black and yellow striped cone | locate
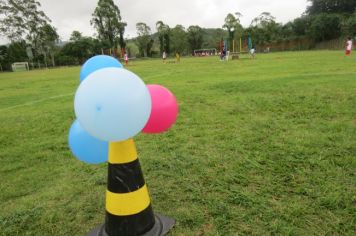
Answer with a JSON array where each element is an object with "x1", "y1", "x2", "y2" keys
[{"x1": 88, "y1": 139, "x2": 175, "y2": 236}]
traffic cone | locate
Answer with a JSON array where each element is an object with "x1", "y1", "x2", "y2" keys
[{"x1": 88, "y1": 139, "x2": 175, "y2": 236}]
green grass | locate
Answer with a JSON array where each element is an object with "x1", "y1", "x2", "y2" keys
[{"x1": 0, "y1": 51, "x2": 355, "y2": 235}]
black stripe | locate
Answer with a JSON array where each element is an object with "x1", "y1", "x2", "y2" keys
[
  {"x1": 107, "y1": 159, "x2": 145, "y2": 193},
  {"x1": 105, "y1": 205, "x2": 155, "y2": 236}
]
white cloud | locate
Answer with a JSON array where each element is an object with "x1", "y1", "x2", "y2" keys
[{"x1": 1, "y1": 0, "x2": 308, "y2": 43}]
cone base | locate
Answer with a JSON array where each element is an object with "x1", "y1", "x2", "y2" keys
[{"x1": 87, "y1": 214, "x2": 175, "y2": 236}]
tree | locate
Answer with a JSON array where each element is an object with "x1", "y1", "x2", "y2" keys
[
  {"x1": 125, "y1": 41, "x2": 139, "y2": 58},
  {"x1": 37, "y1": 24, "x2": 59, "y2": 67},
  {"x1": 280, "y1": 22, "x2": 294, "y2": 39},
  {"x1": 135, "y1": 22, "x2": 152, "y2": 57},
  {"x1": 201, "y1": 28, "x2": 227, "y2": 50},
  {"x1": 187, "y1": 25, "x2": 204, "y2": 53},
  {"x1": 307, "y1": 0, "x2": 356, "y2": 15},
  {"x1": 292, "y1": 16, "x2": 312, "y2": 36},
  {"x1": 248, "y1": 12, "x2": 282, "y2": 45},
  {"x1": 59, "y1": 32, "x2": 97, "y2": 64},
  {"x1": 156, "y1": 21, "x2": 170, "y2": 54},
  {"x1": 170, "y1": 25, "x2": 187, "y2": 54},
  {"x1": 91, "y1": 0, "x2": 127, "y2": 54},
  {"x1": 0, "y1": 0, "x2": 54, "y2": 67},
  {"x1": 344, "y1": 13, "x2": 356, "y2": 36},
  {"x1": 7, "y1": 41, "x2": 28, "y2": 66},
  {"x1": 146, "y1": 38, "x2": 154, "y2": 57},
  {"x1": 305, "y1": 1, "x2": 355, "y2": 42},
  {"x1": 0, "y1": 45, "x2": 8, "y2": 70},
  {"x1": 0, "y1": 0, "x2": 51, "y2": 41},
  {"x1": 251, "y1": 12, "x2": 276, "y2": 28},
  {"x1": 223, "y1": 13, "x2": 243, "y2": 44},
  {"x1": 309, "y1": 13, "x2": 342, "y2": 41},
  {"x1": 70, "y1": 31, "x2": 83, "y2": 41}
]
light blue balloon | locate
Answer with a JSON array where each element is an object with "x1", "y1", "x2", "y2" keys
[
  {"x1": 74, "y1": 67, "x2": 151, "y2": 142},
  {"x1": 68, "y1": 120, "x2": 108, "y2": 164},
  {"x1": 80, "y1": 55, "x2": 123, "y2": 82}
]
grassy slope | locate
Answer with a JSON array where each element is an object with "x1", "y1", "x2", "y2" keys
[{"x1": 0, "y1": 51, "x2": 355, "y2": 235}]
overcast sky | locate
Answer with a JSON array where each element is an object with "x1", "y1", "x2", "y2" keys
[{"x1": 1, "y1": 0, "x2": 309, "y2": 43}]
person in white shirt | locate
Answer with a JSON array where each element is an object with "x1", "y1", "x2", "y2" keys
[
  {"x1": 162, "y1": 51, "x2": 167, "y2": 63},
  {"x1": 250, "y1": 47, "x2": 256, "y2": 59},
  {"x1": 345, "y1": 37, "x2": 353, "y2": 56}
]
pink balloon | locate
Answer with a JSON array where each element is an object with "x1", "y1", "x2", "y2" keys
[{"x1": 142, "y1": 85, "x2": 178, "y2": 133}]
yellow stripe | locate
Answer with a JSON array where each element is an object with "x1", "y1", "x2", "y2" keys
[
  {"x1": 109, "y1": 139, "x2": 137, "y2": 164},
  {"x1": 106, "y1": 185, "x2": 151, "y2": 216}
]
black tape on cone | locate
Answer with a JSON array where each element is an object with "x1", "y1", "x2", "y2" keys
[
  {"x1": 107, "y1": 160, "x2": 145, "y2": 193},
  {"x1": 105, "y1": 205, "x2": 155, "y2": 236}
]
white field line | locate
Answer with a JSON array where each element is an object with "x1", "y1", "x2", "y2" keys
[
  {"x1": 0, "y1": 93, "x2": 74, "y2": 111},
  {"x1": 1, "y1": 72, "x2": 169, "y2": 112}
]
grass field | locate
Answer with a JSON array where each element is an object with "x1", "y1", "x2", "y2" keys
[{"x1": 0, "y1": 51, "x2": 355, "y2": 236}]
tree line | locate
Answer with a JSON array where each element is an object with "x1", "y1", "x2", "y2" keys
[{"x1": 0, "y1": 0, "x2": 355, "y2": 71}]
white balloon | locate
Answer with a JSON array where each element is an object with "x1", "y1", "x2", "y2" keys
[{"x1": 74, "y1": 67, "x2": 151, "y2": 141}]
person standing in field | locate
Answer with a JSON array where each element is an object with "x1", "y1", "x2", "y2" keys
[
  {"x1": 175, "y1": 52, "x2": 180, "y2": 63},
  {"x1": 220, "y1": 49, "x2": 226, "y2": 61},
  {"x1": 162, "y1": 51, "x2": 167, "y2": 63},
  {"x1": 345, "y1": 37, "x2": 353, "y2": 56},
  {"x1": 250, "y1": 46, "x2": 256, "y2": 59},
  {"x1": 124, "y1": 52, "x2": 128, "y2": 66}
]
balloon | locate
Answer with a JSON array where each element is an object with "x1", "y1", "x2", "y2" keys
[
  {"x1": 80, "y1": 55, "x2": 123, "y2": 82},
  {"x1": 142, "y1": 85, "x2": 178, "y2": 133},
  {"x1": 74, "y1": 67, "x2": 151, "y2": 142},
  {"x1": 68, "y1": 120, "x2": 108, "y2": 164}
]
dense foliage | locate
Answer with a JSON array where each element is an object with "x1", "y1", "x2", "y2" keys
[
  {"x1": 307, "y1": 0, "x2": 356, "y2": 14},
  {"x1": 0, "y1": 0, "x2": 58, "y2": 68}
]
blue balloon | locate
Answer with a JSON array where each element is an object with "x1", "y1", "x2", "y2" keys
[
  {"x1": 68, "y1": 120, "x2": 108, "y2": 164},
  {"x1": 74, "y1": 67, "x2": 151, "y2": 142},
  {"x1": 80, "y1": 55, "x2": 123, "y2": 82}
]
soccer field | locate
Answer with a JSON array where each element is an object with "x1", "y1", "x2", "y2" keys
[{"x1": 0, "y1": 51, "x2": 355, "y2": 235}]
